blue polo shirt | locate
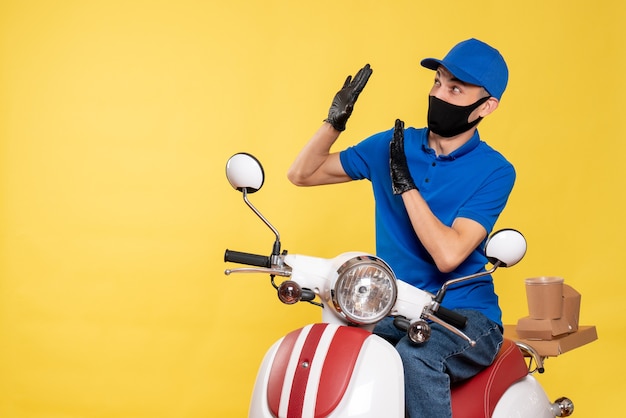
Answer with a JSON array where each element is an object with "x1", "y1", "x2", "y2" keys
[{"x1": 339, "y1": 126, "x2": 515, "y2": 325}]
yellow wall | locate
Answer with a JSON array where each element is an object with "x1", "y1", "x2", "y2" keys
[{"x1": 1, "y1": 1, "x2": 623, "y2": 417}]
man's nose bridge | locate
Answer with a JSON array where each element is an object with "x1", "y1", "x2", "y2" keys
[{"x1": 432, "y1": 88, "x2": 448, "y2": 101}]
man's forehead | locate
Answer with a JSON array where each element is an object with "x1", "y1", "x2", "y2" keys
[{"x1": 436, "y1": 66, "x2": 479, "y2": 88}]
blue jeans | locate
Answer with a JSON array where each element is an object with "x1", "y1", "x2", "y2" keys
[{"x1": 373, "y1": 309, "x2": 503, "y2": 418}]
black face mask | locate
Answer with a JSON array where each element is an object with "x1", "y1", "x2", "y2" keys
[{"x1": 427, "y1": 95, "x2": 491, "y2": 138}]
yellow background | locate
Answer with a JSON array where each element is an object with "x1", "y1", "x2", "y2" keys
[{"x1": 1, "y1": 1, "x2": 623, "y2": 417}]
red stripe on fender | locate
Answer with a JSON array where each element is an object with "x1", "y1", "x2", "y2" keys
[
  {"x1": 267, "y1": 327, "x2": 303, "y2": 417},
  {"x1": 287, "y1": 324, "x2": 328, "y2": 418},
  {"x1": 315, "y1": 327, "x2": 371, "y2": 417}
]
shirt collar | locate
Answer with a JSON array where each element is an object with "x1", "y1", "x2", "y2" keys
[{"x1": 421, "y1": 129, "x2": 481, "y2": 160}]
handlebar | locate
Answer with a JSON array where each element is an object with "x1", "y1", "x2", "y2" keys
[
  {"x1": 224, "y1": 249, "x2": 271, "y2": 268},
  {"x1": 394, "y1": 307, "x2": 468, "y2": 333},
  {"x1": 224, "y1": 247, "x2": 470, "y2": 340}
]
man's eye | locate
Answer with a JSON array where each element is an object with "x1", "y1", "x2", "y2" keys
[{"x1": 452, "y1": 86, "x2": 461, "y2": 93}]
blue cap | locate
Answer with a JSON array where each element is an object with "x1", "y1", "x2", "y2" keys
[{"x1": 421, "y1": 38, "x2": 509, "y2": 100}]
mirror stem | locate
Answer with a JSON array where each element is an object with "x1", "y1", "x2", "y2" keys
[
  {"x1": 434, "y1": 261, "x2": 501, "y2": 305},
  {"x1": 243, "y1": 188, "x2": 281, "y2": 256}
]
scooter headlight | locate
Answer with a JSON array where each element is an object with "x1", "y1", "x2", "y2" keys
[{"x1": 332, "y1": 255, "x2": 397, "y2": 325}]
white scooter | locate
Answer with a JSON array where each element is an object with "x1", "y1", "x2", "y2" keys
[{"x1": 223, "y1": 152, "x2": 575, "y2": 418}]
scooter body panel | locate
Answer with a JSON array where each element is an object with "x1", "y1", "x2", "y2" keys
[
  {"x1": 492, "y1": 375, "x2": 555, "y2": 418},
  {"x1": 249, "y1": 323, "x2": 404, "y2": 418}
]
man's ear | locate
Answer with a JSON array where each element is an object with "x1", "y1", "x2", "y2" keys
[{"x1": 480, "y1": 97, "x2": 499, "y2": 117}]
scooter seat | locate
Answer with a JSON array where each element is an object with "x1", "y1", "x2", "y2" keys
[{"x1": 451, "y1": 339, "x2": 528, "y2": 418}]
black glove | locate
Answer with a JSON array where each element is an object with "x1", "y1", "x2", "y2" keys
[
  {"x1": 324, "y1": 64, "x2": 373, "y2": 131},
  {"x1": 389, "y1": 119, "x2": 417, "y2": 195}
]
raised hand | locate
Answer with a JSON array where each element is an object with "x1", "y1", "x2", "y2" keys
[
  {"x1": 389, "y1": 119, "x2": 417, "y2": 195},
  {"x1": 324, "y1": 64, "x2": 373, "y2": 131}
]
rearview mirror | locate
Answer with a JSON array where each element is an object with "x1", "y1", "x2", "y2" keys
[
  {"x1": 485, "y1": 229, "x2": 527, "y2": 267},
  {"x1": 225, "y1": 153, "x2": 265, "y2": 193}
]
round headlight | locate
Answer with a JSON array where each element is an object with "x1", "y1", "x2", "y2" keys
[{"x1": 332, "y1": 255, "x2": 397, "y2": 325}]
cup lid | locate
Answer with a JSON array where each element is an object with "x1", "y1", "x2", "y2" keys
[{"x1": 524, "y1": 276, "x2": 564, "y2": 285}]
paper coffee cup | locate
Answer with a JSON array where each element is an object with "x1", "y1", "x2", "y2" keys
[{"x1": 524, "y1": 276, "x2": 564, "y2": 319}]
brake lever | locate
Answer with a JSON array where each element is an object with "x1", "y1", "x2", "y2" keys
[
  {"x1": 224, "y1": 267, "x2": 292, "y2": 276},
  {"x1": 422, "y1": 311, "x2": 476, "y2": 346}
]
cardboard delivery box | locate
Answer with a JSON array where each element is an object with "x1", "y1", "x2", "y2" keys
[
  {"x1": 504, "y1": 325, "x2": 598, "y2": 357},
  {"x1": 506, "y1": 280, "x2": 597, "y2": 357}
]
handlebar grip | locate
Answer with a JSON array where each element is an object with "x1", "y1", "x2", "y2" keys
[
  {"x1": 434, "y1": 307, "x2": 468, "y2": 329},
  {"x1": 393, "y1": 316, "x2": 410, "y2": 332},
  {"x1": 224, "y1": 249, "x2": 271, "y2": 268}
]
